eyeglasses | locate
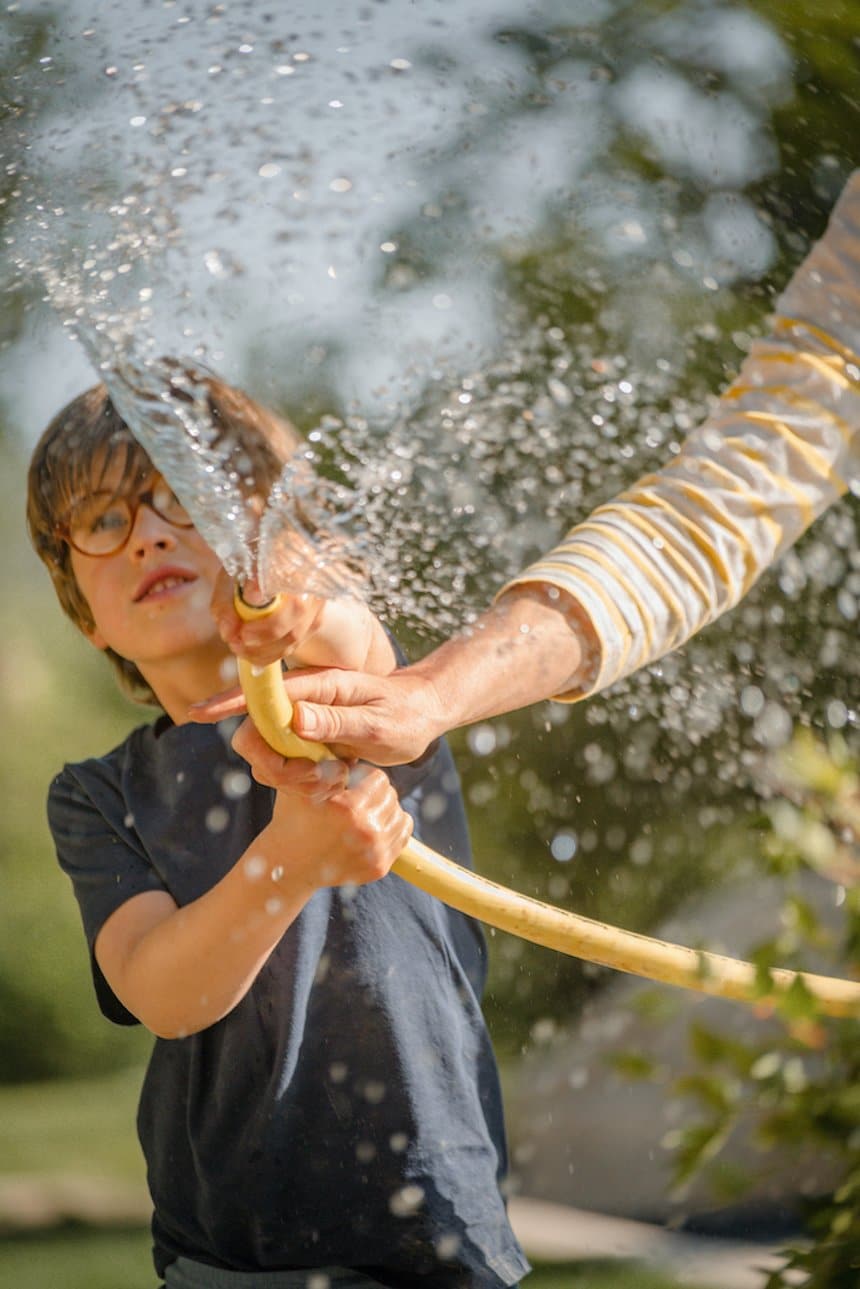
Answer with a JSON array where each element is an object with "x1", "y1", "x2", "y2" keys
[{"x1": 57, "y1": 476, "x2": 194, "y2": 557}]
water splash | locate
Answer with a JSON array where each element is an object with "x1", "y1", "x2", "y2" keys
[{"x1": 4, "y1": 1, "x2": 858, "y2": 974}]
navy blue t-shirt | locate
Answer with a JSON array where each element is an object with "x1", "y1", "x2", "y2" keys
[{"x1": 48, "y1": 716, "x2": 528, "y2": 1287}]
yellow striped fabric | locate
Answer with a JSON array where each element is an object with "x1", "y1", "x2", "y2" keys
[{"x1": 502, "y1": 171, "x2": 860, "y2": 699}]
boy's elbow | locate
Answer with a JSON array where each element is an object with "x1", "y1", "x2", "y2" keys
[{"x1": 139, "y1": 1007, "x2": 215, "y2": 1041}]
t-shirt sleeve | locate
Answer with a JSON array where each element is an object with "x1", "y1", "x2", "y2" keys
[
  {"x1": 48, "y1": 764, "x2": 170, "y2": 1025},
  {"x1": 500, "y1": 169, "x2": 860, "y2": 700}
]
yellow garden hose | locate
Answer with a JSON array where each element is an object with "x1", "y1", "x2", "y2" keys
[{"x1": 235, "y1": 592, "x2": 860, "y2": 1019}]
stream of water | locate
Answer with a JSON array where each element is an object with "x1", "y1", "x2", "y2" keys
[{"x1": 4, "y1": 0, "x2": 858, "y2": 900}]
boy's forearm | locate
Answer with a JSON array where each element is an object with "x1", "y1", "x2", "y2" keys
[
  {"x1": 291, "y1": 600, "x2": 396, "y2": 674},
  {"x1": 98, "y1": 825, "x2": 314, "y2": 1039}
]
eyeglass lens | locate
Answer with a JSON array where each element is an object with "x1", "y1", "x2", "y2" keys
[{"x1": 68, "y1": 478, "x2": 192, "y2": 555}]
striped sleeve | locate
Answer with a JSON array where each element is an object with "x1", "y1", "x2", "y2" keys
[{"x1": 501, "y1": 170, "x2": 860, "y2": 700}]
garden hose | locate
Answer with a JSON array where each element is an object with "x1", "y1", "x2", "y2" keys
[{"x1": 235, "y1": 591, "x2": 860, "y2": 1019}]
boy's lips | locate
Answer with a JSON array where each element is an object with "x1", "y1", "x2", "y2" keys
[{"x1": 133, "y1": 565, "x2": 198, "y2": 603}]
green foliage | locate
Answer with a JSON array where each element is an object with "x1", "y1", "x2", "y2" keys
[
  {"x1": 0, "y1": 447, "x2": 149, "y2": 1081},
  {"x1": 655, "y1": 734, "x2": 860, "y2": 1288}
]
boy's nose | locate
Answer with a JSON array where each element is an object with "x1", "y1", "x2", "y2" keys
[{"x1": 128, "y1": 501, "x2": 178, "y2": 557}]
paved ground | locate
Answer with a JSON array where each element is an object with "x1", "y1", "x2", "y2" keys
[
  {"x1": 508, "y1": 1197, "x2": 804, "y2": 1288},
  {"x1": 0, "y1": 1175, "x2": 803, "y2": 1287}
]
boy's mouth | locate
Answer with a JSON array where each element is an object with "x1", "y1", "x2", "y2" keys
[{"x1": 134, "y1": 566, "x2": 197, "y2": 603}]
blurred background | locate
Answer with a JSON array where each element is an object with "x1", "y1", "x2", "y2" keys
[{"x1": 1, "y1": 1, "x2": 858, "y2": 1286}]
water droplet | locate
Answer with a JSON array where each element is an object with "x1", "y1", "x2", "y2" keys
[
  {"x1": 205, "y1": 806, "x2": 229, "y2": 833},
  {"x1": 740, "y1": 685, "x2": 765, "y2": 717},
  {"x1": 389, "y1": 1183, "x2": 425, "y2": 1217},
  {"x1": 436, "y1": 1233, "x2": 462, "y2": 1260},
  {"x1": 550, "y1": 831, "x2": 577, "y2": 862},
  {"x1": 223, "y1": 769, "x2": 251, "y2": 799},
  {"x1": 421, "y1": 791, "x2": 448, "y2": 822},
  {"x1": 826, "y1": 699, "x2": 848, "y2": 729},
  {"x1": 753, "y1": 702, "x2": 792, "y2": 749}
]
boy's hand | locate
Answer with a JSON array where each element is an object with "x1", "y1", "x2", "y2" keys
[
  {"x1": 211, "y1": 569, "x2": 327, "y2": 667},
  {"x1": 231, "y1": 719, "x2": 413, "y2": 889},
  {"x1": 210, "y1": 570, "x2": 396, "y2": 673}
]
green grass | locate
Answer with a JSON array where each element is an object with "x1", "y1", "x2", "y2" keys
[
  {"x1": 0, "y1": 1231, "x2": 689, "y2": 1289},
  {"x1": 0, "y1": 1227, "x2": 155, "y2": 1289},
  {"x1": 0, "y1": 1065, "x2": 146, "y2": 1182},
  {"x1": 527, "y1": 1263, "x2": 691, "y2": 1288},
  {"x1": 0, "y1": 1073, "x2": 693, "y2": 1289}
]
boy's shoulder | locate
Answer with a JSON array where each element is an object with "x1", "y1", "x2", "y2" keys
[
  {"x1": 51, "y1": 715, "x2": 239, "y2": 811},
  {"x1": 55, "y1": 716, "x2": 164, "y2": 782}
]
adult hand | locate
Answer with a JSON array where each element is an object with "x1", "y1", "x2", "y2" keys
[
  {"x1": 282, "y1": 667, "x2": 446, "y2": 764},
  {"x1": 193, "y1": 666, "x2": 445, "y2": 766}
]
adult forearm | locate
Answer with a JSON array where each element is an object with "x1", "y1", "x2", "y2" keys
[
  {"x1": 407, "y1": 583, "x2": 599, "y2": 736},
  {"x1": 276, "y1": 582, "x2": 599, "y2": 764}
]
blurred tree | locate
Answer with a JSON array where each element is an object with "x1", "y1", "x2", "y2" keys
[
  {"x1": 0, "y1": 9, "x2": 149, "y2": 1079},
  {"x1": 2, "y1": 0, "x2": 858, "y2": 1091},
  {"x1": 660, "y1": 732, "x2": 859, "y2": 1287}
]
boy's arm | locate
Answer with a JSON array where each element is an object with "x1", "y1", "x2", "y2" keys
[{"x1": 94, "y1": 731, "x2": 411, "y2": 1039}]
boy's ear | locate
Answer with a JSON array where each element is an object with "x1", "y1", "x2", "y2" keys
[{"x1": 83, "y1": 624, "x2": 109, "y2": 651}]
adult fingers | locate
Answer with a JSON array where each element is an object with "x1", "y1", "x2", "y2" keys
[{"x1": 188, "y1": 685, "x2": 248, "y2": 722}]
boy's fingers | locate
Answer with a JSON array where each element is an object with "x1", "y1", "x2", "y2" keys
[
  {"x1": 270, "y1": 758, "x2": 350, "y2": 798},
  {"x1": 231, "y1": 719, "x2": 352, "y2": 795}
]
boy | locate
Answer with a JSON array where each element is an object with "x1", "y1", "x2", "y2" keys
[{"x1": 27, "y1": 376, "x2": 529, "y2": 1289}]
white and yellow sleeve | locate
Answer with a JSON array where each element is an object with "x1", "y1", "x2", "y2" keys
[{"x1": 502, "y1": 170, "x2": 860, "y2": 700}]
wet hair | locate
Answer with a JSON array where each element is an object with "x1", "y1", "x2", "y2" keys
[{"x1": 26, "y1": 372, "x2": 301, "y2": 706}]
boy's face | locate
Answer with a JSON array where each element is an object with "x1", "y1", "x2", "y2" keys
[{"x1": 69, "y1": 459, "x2": 225, "y2": 678}]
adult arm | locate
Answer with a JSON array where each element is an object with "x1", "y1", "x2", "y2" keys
[{"x1": 193, "y1": 171, "x2": 860, "y2": 764}]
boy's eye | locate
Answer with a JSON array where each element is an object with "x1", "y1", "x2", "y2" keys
[
  {"x1": 90, "y1": 503, "x2": 130, "y2": 534},
  {"x1": 68, "y1": 495, "x2": 131, "y2": 551},
  {"x1": 152, "y1": 478, "x2": 190, "y2": 522}
]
